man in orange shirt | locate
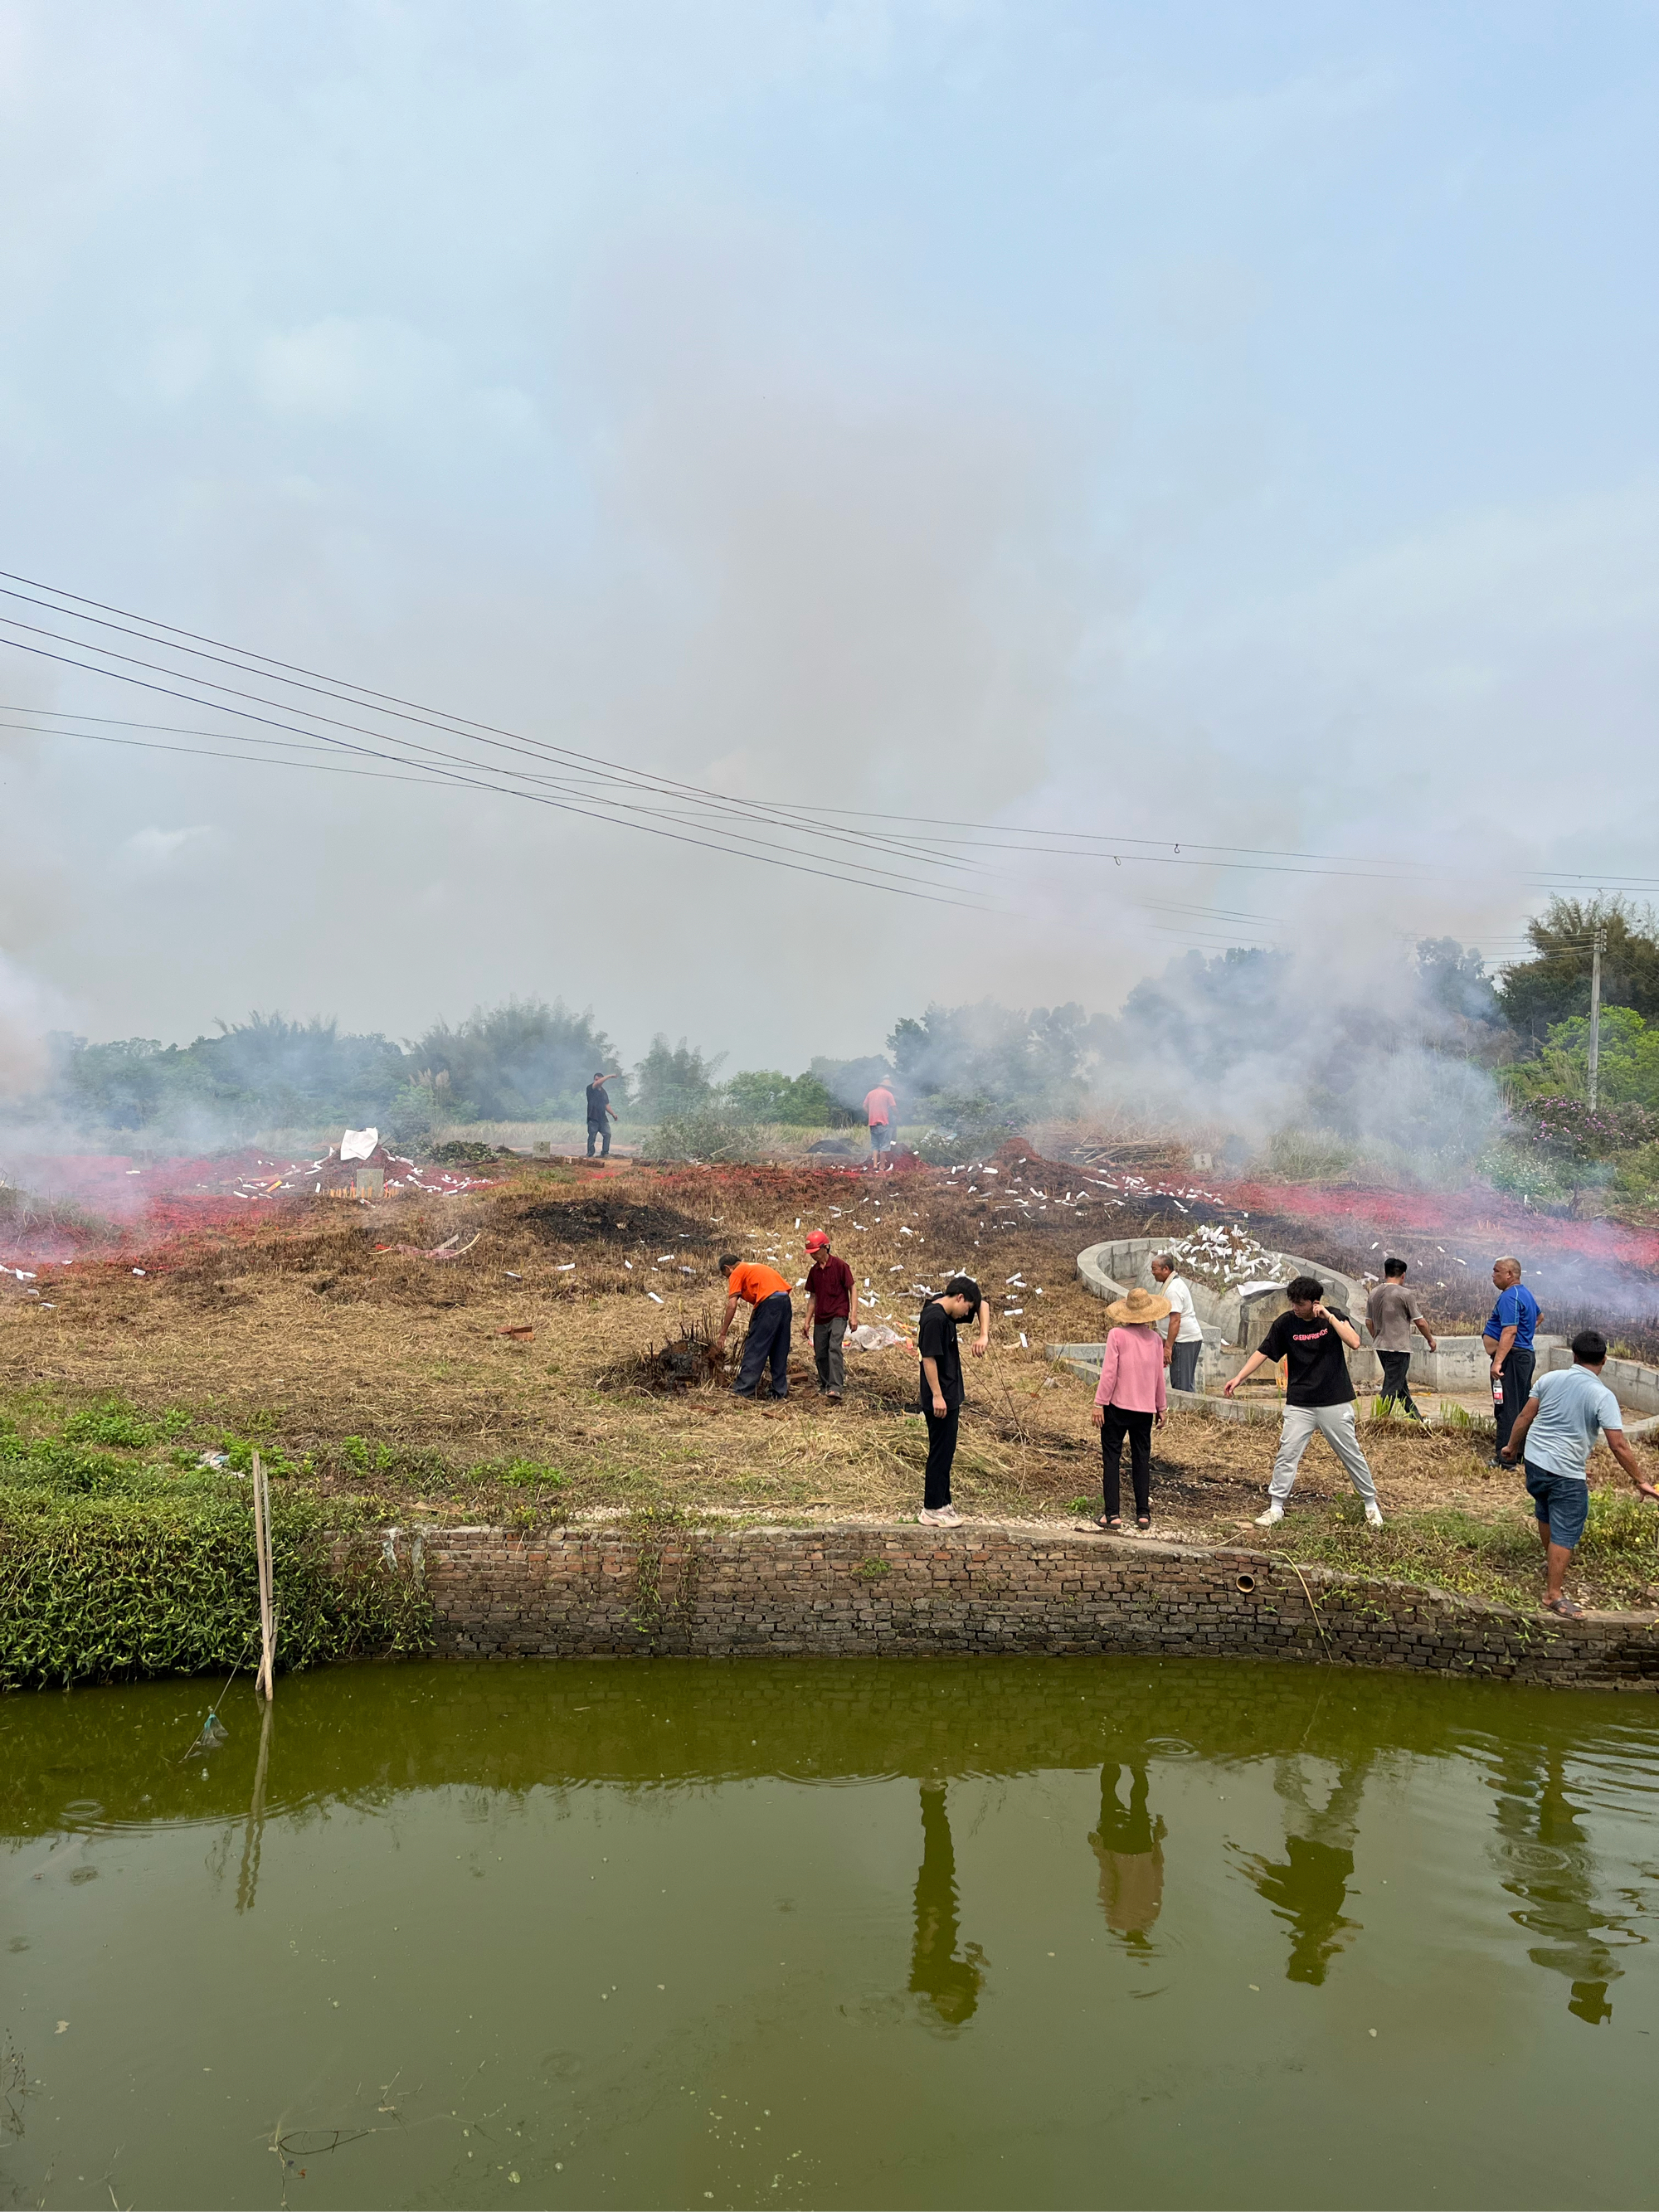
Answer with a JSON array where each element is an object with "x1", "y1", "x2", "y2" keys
[
  {"x1": 715, "y1": 1252, "x2": 795, "y2": 1400},
  {"x1": 864, "y1": 1079, "x2": 898, "y2": 1167}
]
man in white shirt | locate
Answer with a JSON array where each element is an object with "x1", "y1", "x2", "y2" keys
[
  {"x1": 1500, "y1": 1327, "x2": 1657, "y2": 1618},
  {"x1": 1150, "y1": 1254, "x2": 1204, "y2": 1393}
]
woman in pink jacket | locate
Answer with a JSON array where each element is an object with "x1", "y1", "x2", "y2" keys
[{"x1": 1087, "y1": 1285, "x2": 1170, "y2": 1532}]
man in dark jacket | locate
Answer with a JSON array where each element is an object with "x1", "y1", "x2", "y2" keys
[{"x1": 585, "y1": 1072, "x2": 617, "y2": 1159}]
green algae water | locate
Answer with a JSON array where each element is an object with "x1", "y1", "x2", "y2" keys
[{"x1": 3, "y1": 1659, "x2": 1658, "y2": 2210}]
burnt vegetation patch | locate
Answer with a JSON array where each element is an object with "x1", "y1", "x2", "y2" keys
[
  {"x1": 622, "y1": 1315, "x2": 727, "y2": 1396},
  {"x1": 517, "y1": 1196, "x2": 713, "y2": 1252}
]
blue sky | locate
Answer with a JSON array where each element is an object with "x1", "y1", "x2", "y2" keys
[{"x1": 2, "y1": 1, "x2": 1657, "y2": 1077}]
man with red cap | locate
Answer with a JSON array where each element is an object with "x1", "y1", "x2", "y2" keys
[{"x1": 801, "y1": 1228, "x2": 858, "y2": 1401}]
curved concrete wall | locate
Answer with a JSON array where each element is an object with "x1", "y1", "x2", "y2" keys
[
  {"x1": 1077, "y1": 1236, "x2": 1379, "y2": 1388},
  {"x1": 1073, "y1": 1237, "x2": 1659, "y2": 1430}
]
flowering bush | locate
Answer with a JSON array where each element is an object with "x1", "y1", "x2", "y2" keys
[{"x1": 1519, "y1": 1095, "x2": 1659, "y2": 1164}]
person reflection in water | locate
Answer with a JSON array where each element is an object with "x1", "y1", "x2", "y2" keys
[
  {"x1": 1491, "y1": 1746, "x2": 1632, "y2": 2025},
  {"x1": 1238, "y1": 1759, "x2": 1369, "y2": 1986},
  {"x1": 909, "y1": 1781, "x2": 986, "y2": 2025},
  {"x1": 1088, "y1": 1763, "x2": 1165, "y2": 1947}
]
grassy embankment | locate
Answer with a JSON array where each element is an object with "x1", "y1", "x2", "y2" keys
[{"x1": 3, "y1": 1153, "x2": 1657, "y2": 1686}]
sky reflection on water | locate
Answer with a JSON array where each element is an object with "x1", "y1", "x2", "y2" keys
[{"x1": 2, "y1": 1656, "x2": 1657, "y2": 2210}]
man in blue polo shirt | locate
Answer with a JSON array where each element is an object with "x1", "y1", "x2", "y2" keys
[
  {"x1": 1482, "y1": 1256, "x2": 1539, "y2": 1466},
  {"x1": 1500, "y1": 1328, "x2": 1657, "y2": 1616}
]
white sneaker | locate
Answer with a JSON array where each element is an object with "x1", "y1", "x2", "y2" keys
[
  {"x1": 1365, "y1": 1502, "x2": 1384, "y2": 1528},
  {"x1": 1254, "y1": 1502, "x2": 1284, "y2": 1526},
  {"x1": 917, "y1": 1505, "x2": 962, "y2": 1527}
]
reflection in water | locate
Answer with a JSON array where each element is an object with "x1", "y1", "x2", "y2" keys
[
  {"x1": 1237, "y1": 1759, "x2": 1369, "y2": 1986},
  {"x1": 908, "y1": 1782, "x2": 986, "y2": 2026},
  {"x1": 1088, "y1": 1762, "x2": 1166, "y2": 1948},
  {"x1": 1490, "y1": 1748, "x2": 1642, "y2": 2025},
  {"x1": 236, "y1": 1699, "x2": 274, "y2": 1916}
]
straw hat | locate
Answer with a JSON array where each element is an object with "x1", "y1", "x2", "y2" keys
[{"x1": 1105, "y1": 1285, "x2": 1172, "y2": 1327}]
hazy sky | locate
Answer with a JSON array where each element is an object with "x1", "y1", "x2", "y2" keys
[{"x1": 3, "y1": 0, "x2": 1657, "y2": 1079}]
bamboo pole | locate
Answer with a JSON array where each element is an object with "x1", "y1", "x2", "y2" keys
[{"x1": 251, "y1": 1449, "x2": 275, "y2": 1701}]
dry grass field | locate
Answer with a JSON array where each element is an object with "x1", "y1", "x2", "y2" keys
[{"x1": 9, "y1": 1147, "x2": 1656, "y2": 1610}]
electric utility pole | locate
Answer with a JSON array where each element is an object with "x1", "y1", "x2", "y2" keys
[{"x1": 1587, "y1": 922, "x2": 1607, "y2": 1109}]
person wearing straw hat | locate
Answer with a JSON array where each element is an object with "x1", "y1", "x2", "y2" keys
[{"x1": 1085, "y1": 1283, "x2": 1170, "y2": 1533}]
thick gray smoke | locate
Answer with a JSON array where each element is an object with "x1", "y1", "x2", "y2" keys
[
  {"x1": 804, "y1": 940, "x2": 1506, "y2": 1180},
  {"x1": 1093, "y1": 941, "x2": 1504, "y2": 1174}
]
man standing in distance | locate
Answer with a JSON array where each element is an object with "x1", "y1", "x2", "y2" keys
[
  {"x1": 715, "y1": 1253, "x2": 794, "y2": 1401},
  {"x1": 584, "y1": 1071, "x2": 618, "y2": 1159},
  {"x1": 1150, "y1": 1253, "x2": 1204, "y2": 1394},
  {"x1": 916, "y1": 1276, "x2": 985, "y2": 1527},
  {"x1": 1483, "y1": 1257, "x2": 1540, "y2": 1466},
  {"x1": 1366, "y1": 1258, "x2": 1436, "y2": 1422},
  {"x1": 1225, "y1": 1276, "x2": 1384, "y2": 1527},
  {"x1": 864, "y1": 1077, "x2": 898, "y2": 1168},
  {"x1": 800, "y1": 1229, "x2": 857, "y2": 1402}
]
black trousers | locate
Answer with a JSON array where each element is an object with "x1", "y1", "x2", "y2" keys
[
  {"x1": 1495, "y1": 1348, "x2": 1535, "y2": 1455},
  {"x1": 922, "y1": 1404, "x2": 960, "y2": 1509},
  {"x1": 1100, "y1": 1404, "x2": 1153, "y2": 1519},
  {"x1": 1377, "y1": 1349, "x2": 1420, "y2": 1415}
]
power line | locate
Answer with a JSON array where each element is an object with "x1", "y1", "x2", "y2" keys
[
  {"x1": 0, "y1": 647, "x2": 990, "y2": 908},
  {"x1": 7, "y1": 565, "x2": 1659, "y2": 910}
]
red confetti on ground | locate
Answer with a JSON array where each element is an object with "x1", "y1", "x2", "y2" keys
[{"x1": 0, "y1": 1146, "x2": 500, "y2": 1272}]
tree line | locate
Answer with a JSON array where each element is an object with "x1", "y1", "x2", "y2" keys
[{"x1": 15, "y1": 899, "x2": 1659, "y2": 1198}]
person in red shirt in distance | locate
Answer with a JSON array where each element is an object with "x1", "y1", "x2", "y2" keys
[
  {"x1": 801, "y1": 1229, "x2": 858, "y2": 1401},
  {"x1": 864, "y1": 1081, "x2": 898, "y2": 1168}
]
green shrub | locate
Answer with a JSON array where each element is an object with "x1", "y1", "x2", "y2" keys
[
  {"x1": 0, "y1": 1485, "x2": 432, "y2": 1690},
  {"x1": 61, "y1": 1403, "x2": 158, "y2": 1450},
  {"x1": 1580, "y1": 1487, "x2": 1659, "y2": 1562},
  {"x1": 464, "y1": 1455, "x2": 567, "y2": 1490},
  {"x1": 640, "y1": 1102, "x2": 765, "y2": 1164}
]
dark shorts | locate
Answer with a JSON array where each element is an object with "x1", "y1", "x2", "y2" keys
[{"x1": 1525, "y1": 1463, "x2": 1589, "y2": 1548}]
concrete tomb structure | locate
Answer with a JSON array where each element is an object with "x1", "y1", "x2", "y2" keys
[{"x1": 1054, "y1": 1235, "x2": 1659, "y2": 1435}]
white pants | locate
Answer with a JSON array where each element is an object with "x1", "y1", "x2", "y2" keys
[{"x1": 1268, "y1": 1403, "x2": 1377, "y2": 1505}]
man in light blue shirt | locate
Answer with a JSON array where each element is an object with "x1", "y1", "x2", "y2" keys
[{"x1": 1501, "y1": 1328, "x2": 1657, "y2": 1617}]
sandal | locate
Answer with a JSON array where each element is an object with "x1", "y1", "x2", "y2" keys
[
  {"x1": 1091, "y1": 1515, "x2": 1122, "y2": 1533},
  {"x1": 1136, "y1": 1516, "x2": 1151, "y2": 1531},
  {"x1": 1544, "y1": 1596, "x2": 1588, "y2": 1619}
]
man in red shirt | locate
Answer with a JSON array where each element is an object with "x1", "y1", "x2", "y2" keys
[
  {"x1": 864, "y1": 1081, "x2": 898, "y2": 1168},
  {"x1": 716, "y1": 1255, "x2": 795, "y2": 1400},
  {"x1": 800, "y1": 1228, "x2": 858, "y2": 1401}
]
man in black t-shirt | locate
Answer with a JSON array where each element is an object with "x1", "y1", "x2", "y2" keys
[
  {"x1": 584, "y1": 1072, "x2": 617, "y2": 1159},
  {"x1": 915, "y1": 1276, "x2": 984, "y2": 1528},
  {"x1": 1224, "y1": 1276, "x2": 1383, "y2": 1529}
]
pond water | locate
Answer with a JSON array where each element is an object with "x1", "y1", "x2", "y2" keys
[{"x1": 3, "y1": 1658, "x2": 1657, "y2": 2210}]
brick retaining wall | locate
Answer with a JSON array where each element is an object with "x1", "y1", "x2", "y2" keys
[{"x1": 389, "y1": 1523, "x2": 1659, "y2": 1689}]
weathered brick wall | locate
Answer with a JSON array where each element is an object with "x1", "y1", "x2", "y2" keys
[{"x1": 390, "y1": 1523, "x2": 1659, "y2": 1689}]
